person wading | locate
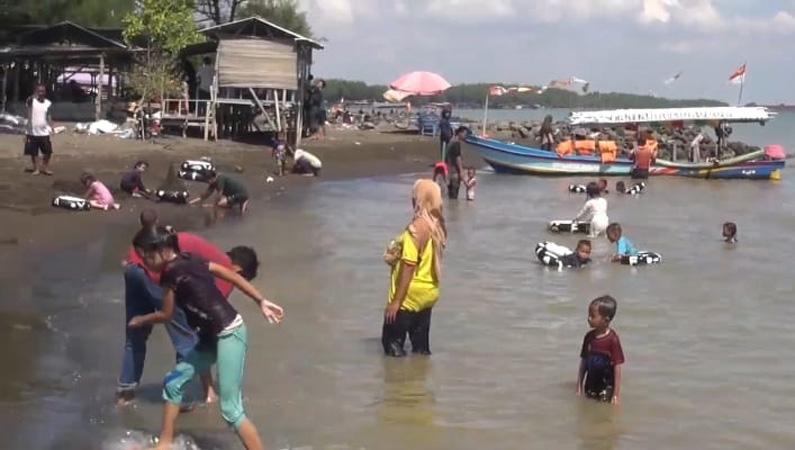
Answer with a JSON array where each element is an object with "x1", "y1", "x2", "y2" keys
[
  {"x1": 382, "y1": 180, "x2": 447, "y2": 357},
  {"x1": 445, "y1": 126, "x2": 468, "y2": 199}
]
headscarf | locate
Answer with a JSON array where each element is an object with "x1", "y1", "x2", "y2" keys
[{"x1": 410, "y1": 179, "x2": 447, "y2": 280}]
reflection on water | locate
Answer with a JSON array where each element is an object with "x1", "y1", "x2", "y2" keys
[{"x1": 4, "y1": 168, "x2": 795, "y2": 449}]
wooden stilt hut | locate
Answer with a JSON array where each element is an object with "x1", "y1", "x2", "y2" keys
[{"x1": 177, "y1": 16, "x2": 323, "y2": 145}]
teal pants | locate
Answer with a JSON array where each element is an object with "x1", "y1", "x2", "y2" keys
[{"x1": 163, "y1": 322, "x2": 248, "y2": 429}]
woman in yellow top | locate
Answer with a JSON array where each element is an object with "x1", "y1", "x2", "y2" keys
[{"x1": 382, "y1": 179, "x2": 447, "y2": 357}]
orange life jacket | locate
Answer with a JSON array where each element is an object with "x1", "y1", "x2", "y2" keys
[
  {"x1": 556, "y1": 140, "x2": 574, "y2": 157},
  {"x1": 574, "y1": 139, "x2": 596, "y2": 156},
  {"x1": 598, "y1": 141, "x2": 618, "y2": 163}
]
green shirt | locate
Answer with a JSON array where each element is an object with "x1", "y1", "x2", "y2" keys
[{"x1": 215, "y1": 175, "x2": 248, "y2": 198}]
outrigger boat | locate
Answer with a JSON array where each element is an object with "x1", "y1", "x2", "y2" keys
[{"x1": 465, "y1": 107, "x2": 785, "y2": 180}]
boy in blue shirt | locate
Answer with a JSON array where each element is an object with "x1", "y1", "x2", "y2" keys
[{"x1": 606, "y1": 223, "x2": 638, "y2": 262}]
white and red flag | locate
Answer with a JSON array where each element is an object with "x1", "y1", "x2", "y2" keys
[
  {"x1": 729, "y1": 63, "x2": 747, "y2": 84},
  {"x1": 489, "y1": 85, "x2": 508, "y2": 96}
]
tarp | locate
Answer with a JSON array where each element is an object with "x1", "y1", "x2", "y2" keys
[
  {"x1": 217, "y1": 38, "x2": 297, "y2": 90},
  {"x1": 570, "y1": 107, "x2": 776, "y2": 125},
  {"x1": 383, "y1": 89, "x2": 411, "y2": 103}
]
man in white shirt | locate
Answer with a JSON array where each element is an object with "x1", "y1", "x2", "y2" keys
[{"x1": 24, "y1": 84, "x2": 54, "y2": 175}]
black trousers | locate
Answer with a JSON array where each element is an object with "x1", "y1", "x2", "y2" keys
[
  {"x1": 630, "y1": 168, "x2": 649, "y2": 179},
  {"x1": 447, "y1": 172, "x2": 461, "y2": 199},
  {"x1": 382, "y1": 308, "x2": 433, "y2": 357}
]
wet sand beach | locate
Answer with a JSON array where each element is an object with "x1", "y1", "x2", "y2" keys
[{"x1": 2, "y1": 125, "x2": 795, "y2": 449}]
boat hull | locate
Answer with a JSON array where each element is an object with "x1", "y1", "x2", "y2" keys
[{"x1": 466, "y1": 136, "x2": 784, "y2": 180}]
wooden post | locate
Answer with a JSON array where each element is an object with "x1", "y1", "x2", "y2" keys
[
  {"x1": 1, "y1": 65, "x2": 7, "y2": 113},
  {"x1": 249, "y1": 87, "x2": 276, "y2": 130},
  {"x1": 294, "y1": 48, "x2": 306, "y2": 148},
  {"x1": 274, "y1": 89, "x2": 282, "y2": 132},
  {"x1": 96, "y1": 54, "x2": 105, "y2": 120},
  {"x1": 12, "y1": 61, "x2": 20, "y2": 104}
]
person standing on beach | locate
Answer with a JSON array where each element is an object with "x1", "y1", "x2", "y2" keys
[
  {"x1": 382, "y1": 180, "x2": 447, "y2": 357},
  {"x1": 308, "y1": 79, "x2": 327, "y2": 140},
  {"x1": 24, "y1": 83, "x2": 54, "y2": 175},
  {"x1": 445, "y1": 126, "x2": 468, "y2": 199},
  {"x1": 438, "y1": 108, "x2": 453, "y2": 160}
]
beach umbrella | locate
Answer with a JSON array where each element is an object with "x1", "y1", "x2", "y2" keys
[{"x1": 390, "y1": 71, "x2": 451, "y2": 96}]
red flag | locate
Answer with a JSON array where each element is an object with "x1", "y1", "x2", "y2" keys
[{"x1": 729, "y1": 63, "x2": 746, "y2": 84}]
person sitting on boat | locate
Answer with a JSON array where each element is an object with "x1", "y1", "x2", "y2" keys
[
  {"x1": 630, "y1": 130, "x2": 657, "y2": 179},
  {"x1": 574, "y1": 182, "x2": 609, "y2": 238}
]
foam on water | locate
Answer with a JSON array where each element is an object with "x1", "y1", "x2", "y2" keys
[{"x1": 103, "y1": 431, "x2": 201, "y2": 450}]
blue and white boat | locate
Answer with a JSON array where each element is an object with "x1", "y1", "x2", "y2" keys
[{"x1": 465, "y1": 107, "x2": 785, "y2": 180}]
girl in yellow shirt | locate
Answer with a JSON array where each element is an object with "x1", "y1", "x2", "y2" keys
[{"x1": 383, "y1": 180, "x2": 447, "y2": 357}]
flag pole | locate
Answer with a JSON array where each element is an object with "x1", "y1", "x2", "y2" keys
[
  {"x1": 482, "y1": 92, "x2": 489, "y2": 137},
  {"x1": 737, "y1": 62, "x2": 746, "y2": 106}
]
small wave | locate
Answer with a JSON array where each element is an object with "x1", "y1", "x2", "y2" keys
[{"x1": 103, "y1": 430, "x2": 201, "y2": 450}]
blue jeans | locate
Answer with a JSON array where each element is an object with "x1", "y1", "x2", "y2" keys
[{"x1": 118, "y1": 265, "x2": 198, "y2": 392}]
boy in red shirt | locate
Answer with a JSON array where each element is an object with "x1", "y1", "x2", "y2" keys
[{"x1": 577, "y1": 295, "x2": 625, "y2": 404}]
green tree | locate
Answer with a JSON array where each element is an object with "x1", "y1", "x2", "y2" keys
[
  {"x1": 239, "y1": 0, "x2": 313, "y2": 37},
  {"x1": 194, "y1": 0, "x2": 246, "y2": 26},
  {"x1": 122, "y1": 0, "x2": 203, "y2": 103},
  {"x1": 5, "y1": 0, "x2": 132, "y2": 27}
]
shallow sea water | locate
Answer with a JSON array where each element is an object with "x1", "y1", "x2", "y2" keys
[{"x1": 2, "y1": 155, "x2": 795, "y2": 449}]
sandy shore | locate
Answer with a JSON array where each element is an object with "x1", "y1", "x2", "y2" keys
[{"x1": 0, "y1": 127, "x2": 438, "y2": 285}]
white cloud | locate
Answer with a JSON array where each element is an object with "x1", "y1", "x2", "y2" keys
[{"x1": 424, "y1": 0, "x2": 515, "y2": 20}]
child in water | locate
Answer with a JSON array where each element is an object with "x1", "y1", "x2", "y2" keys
[
  {"x1": 606, "y1": 223, "x2": 638, "y2": 262},
  {"x1": 598, "y1": 178, "x2": 609, "y2": 194},
  {"x1": 723, "y1": 222, "x2": 737, "y2": 243},
  {"x1": 432, "y1": 162, "x2": 448, "y2": 189},
  {"x1": 81, "y1": 172, "x2": 120, "y2": 210},
  {"x1": 464, "y1": 167, "x2": 477, "y2": 201},
  {"x1": 577, "y1": 295, "x2": 625, "y2": 404},
  {"x1": 560, "y1": 239, "x2": 592, "y2": 268},
  {"x1": 128, "y1": 226, "x2": 284, "y2": 450},
  {"x1": 574, "y1": 182, "x2": 609, "y2": 238}
]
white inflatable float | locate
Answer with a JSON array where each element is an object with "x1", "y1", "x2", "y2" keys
[
  {"x1": 178, "y1": 159, "x2": 215, "y2": 182},
  {"x1": 548, "y1": 220, "x2": 590, "y2": 234},
  {"x1": 621, "y1": 182, "x2": 646, "y2": 195},
  {"x1": 535, "y1": 241, "x2": 578, "y2": 269},
  {"x1": 52, "y1": 195, "x2": 90, "y2": 211},
  {"x1": 620, "y1": 251, "x2": 662, "y2": 266},
  {"x1": 155, "y1": 190, "x2": 189, "y2": 204}
]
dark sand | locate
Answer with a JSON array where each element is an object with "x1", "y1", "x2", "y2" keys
[
  {"x1": 0, "y1": 127, "x2": 437, "y2": 270},
  {"x1": 0, "y1": 126, "x2": 436, "y2": 282}
]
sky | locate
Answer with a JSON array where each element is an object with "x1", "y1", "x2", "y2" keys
[{"x1": 297, "y1": 0, "x2": 795, "y2": 104}]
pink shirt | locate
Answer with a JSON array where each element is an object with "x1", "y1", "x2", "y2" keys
[{"x1": 89, "y1": 181, "x2": 115, "y2": 206}]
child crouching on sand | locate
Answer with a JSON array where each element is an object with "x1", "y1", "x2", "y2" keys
[
  {"x1": 577, "y1": 295, "x2": 624, "y2": 404},
  {"x1": 81, "y1": 172, "x2": 119, "y2": 210},
  {"x1": 128, "y1": 226, "x2": 284, "y2": 450}
]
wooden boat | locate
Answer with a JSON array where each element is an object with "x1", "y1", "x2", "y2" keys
[{"x1": 465, "y1": 107, "x2": 785, "y2": 180}]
